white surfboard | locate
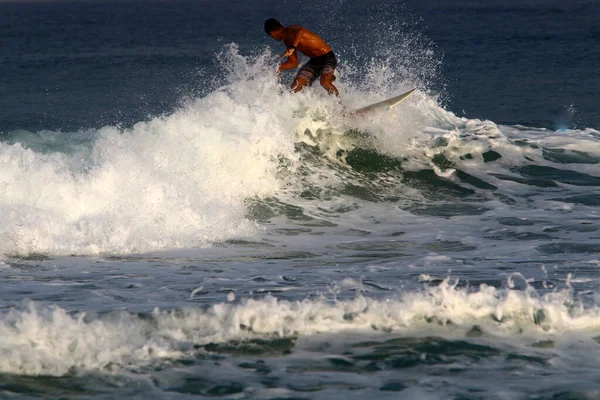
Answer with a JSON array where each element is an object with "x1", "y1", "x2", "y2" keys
[{"x1": 351, "y1": 88, "x2": 416, "y2": 116}]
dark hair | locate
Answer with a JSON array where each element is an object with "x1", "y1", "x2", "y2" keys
[{"x1": 264, "y1": 18, "x2": 283, "y2": 34}]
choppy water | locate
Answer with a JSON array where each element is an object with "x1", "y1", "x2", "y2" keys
[{"x1": 1, "y1": 0, "x2": 600, "y2": 399}]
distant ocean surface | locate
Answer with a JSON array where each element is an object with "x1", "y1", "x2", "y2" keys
[{"x1": 1, "y1": 0, "x2": 600, "y2": 399}]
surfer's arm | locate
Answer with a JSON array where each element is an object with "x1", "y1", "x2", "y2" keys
[
  {"x1": 281, "y1": 28, "x2": 305, "y2": 58},
  {"x1": 278, "y1": 51, "x2": 299, "y2": 71}
]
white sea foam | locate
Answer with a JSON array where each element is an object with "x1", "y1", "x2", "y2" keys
[
  {"x1": 0, "y1": 47, "x2": 302, "y2": 255},
  {"x1": 2, "y1": 279, "x2": 600, "y2": 376}
]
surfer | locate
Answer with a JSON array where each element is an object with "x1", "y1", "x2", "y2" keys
[{"x1": 264, "y1": 18, "x2": 340, "y2": 97}]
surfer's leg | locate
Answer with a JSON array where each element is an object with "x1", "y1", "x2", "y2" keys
[
  {"x1": 291, "y1": 76, "x2": 310, "y2": 92},
  {"x1": 292, "y1": 59, "x2": 318, "y2": 92},
  {"x1": 319, "y1": 52, "x2": 339, "y2": 96},
  {"x1": 320, "y1": 73, "x2": 339, "y2": 96}
]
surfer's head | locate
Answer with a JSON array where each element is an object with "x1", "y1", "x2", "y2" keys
[{"x1": 264, "y1": 18, "x2": 284, "y2": 40}]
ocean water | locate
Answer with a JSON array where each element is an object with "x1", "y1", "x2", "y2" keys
[{"x1": 1, "y1": 0, "x2": 600, "y2": 399}]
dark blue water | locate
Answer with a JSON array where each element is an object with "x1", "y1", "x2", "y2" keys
[
  {"x1": 1, "y1": 0, "x2": 598, "y2": 132},
  {"x1": 422, "y1": 0, "x2": 600, "y2": 128}
]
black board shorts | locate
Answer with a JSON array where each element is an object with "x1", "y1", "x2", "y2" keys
[{"x1": 295, "y1": 51, "x2": 337, "y2": 84}]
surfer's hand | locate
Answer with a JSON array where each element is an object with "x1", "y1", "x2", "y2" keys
[{"x1": 281, "y1": 46, "x2": 295, "y2": 58}]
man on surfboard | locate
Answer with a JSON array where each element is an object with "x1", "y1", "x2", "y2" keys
[{"x1": 264, "y1": 18, "x2": 340, "y2": 97}]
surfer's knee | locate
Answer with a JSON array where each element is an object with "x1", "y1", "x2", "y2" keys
[
  {"x1": 291, "y1": 77, "x2": 309, "y2": 93},
  {"x1": 320, "y1": 74, "x2": 339, "y2": 96},
  {"x1": 320, "y1": 73, "x2": 336, "y2": 84}
]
